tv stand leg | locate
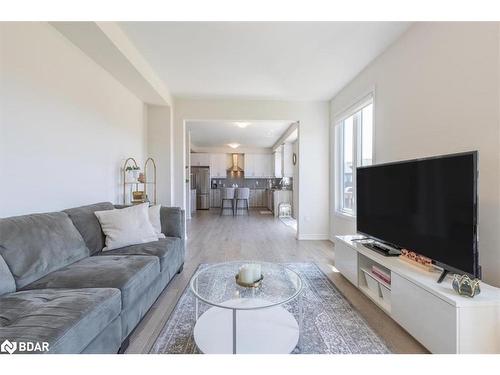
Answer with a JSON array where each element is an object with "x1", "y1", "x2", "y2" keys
[{"x1": 437, "y1": 269, "x2": 449, "y2": 283}]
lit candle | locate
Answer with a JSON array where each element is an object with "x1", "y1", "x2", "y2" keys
[{"x1": 239, "y1": 265, "x2": 254, "y2": 284}]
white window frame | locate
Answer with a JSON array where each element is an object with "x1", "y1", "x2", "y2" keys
[{"x1": 334, "y1": 92, "x2": 374, "y2": 218}]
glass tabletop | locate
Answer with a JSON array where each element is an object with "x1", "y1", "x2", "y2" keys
[{"x1": 190, "y1": 261, "x2": 303, "y2": 310}]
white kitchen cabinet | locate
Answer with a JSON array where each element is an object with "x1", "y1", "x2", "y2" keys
[
  {"x1": 273, "y1": 148, "x2": 282, "y2": 178},
  {"x1": 245, "y1": 154, "x2": 256, "y2": 177},
  {"x1": 249, "y1": 189, "x2": 256, "y2": 207},
  {"x1": 249, "y1": 189, "x2": 255, "y2": 207},
  {"x1": 248, "y1": 189, "x2": 265, "y2": 207},
  {"x1": 210, "y1": 154, "x2": 227, "y2": 178},
  {"x1": 245, "y1": 153, "x2": 272, "y2": 178},
  {"x1": 282, "y1": 143, "x2": 293, "y2": 177},
  {"x1": 260, "y1": 154, "x2": 273, "y2": 177},
  {"x1": 190, "y1": 153, "x2": 210, "y2": 167},
  {"x1": 260, "y1": 155, "x2": 265, "y2": 177},
  {"x1": 272, "y1": 144, "x2": 293, "y2": 178},
  {"x1": 256, "y1": 189, "x2": 264, "y2": 206},
  {"x1": 190, "y1": 153, "x2": 198, "y2": 166},
  {"x1": 262, "y1": 189, "x2": 268, "y2": 208}
]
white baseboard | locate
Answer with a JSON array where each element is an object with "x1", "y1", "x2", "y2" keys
[{"x1": 297, "y1": 234, "x2": 330, "y2": 240}]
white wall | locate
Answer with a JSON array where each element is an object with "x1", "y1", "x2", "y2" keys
[
  {"x1": 0, "y1": 22, "x2": 147, "y2": 217},
  {"x1": 173, "y1": 98, "x2": 330, "y2": 239},
  {"x1": 330, "y1": 22, "x2": 500, "y2": 286},
  {"x1": 146, "y1": 105, "x2": 172, "y2": 206}
]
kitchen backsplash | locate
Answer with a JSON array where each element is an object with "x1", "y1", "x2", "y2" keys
[{"x1": 211, "y1": 177, "x2": 292, "y2": 190}]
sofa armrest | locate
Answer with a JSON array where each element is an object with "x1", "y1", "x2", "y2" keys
[{"x1": 160, "y1": 207, "x2": 185, "y2": 240}]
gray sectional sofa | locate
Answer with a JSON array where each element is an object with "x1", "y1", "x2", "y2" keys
[{"x1": 0, "y1": 202, "x2": 185, "y2": 354}]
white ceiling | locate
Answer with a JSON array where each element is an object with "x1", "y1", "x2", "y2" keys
[
  {"x1": 119, "y1": 22, "x2": 411, "y2": 101},
  {"x1": 188, "y1": 120, "x2": 294, "y2": 148}
]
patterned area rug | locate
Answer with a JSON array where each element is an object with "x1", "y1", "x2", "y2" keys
[{"x1": 150, "y1": 262, "x2": 391, "y2": 354}]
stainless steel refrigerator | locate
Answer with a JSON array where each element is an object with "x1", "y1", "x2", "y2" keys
[{"x1": 192, "y1": 167, "x2": 210, "y2": 210}]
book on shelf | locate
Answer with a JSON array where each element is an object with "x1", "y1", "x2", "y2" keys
[{"x1": 371, "y1": 265, "x2": 391, "y2": 284}]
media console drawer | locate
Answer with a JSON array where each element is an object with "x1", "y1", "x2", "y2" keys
[{"x1": 391, "y1": 273, "x2": 457, "y2": 353}]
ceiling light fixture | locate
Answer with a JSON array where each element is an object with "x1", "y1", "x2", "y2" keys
[
  {"x1": 234, "y1": 122, "x2": 250, "y2": 128},
  {"x1": 227, "y1": 143, "x2": 240, "y2": 149}
]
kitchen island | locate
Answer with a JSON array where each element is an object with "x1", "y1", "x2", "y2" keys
[
  {"x1": 210, "y1": 187, "x2": 268, "y2": 208},
  {"x1": 209, "y1": 187, "x2": 293, "y2": 217}
]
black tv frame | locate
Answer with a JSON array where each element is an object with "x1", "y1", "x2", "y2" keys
[{"x1": 356, "y1": 151, "x2": 480, "y2": 282}]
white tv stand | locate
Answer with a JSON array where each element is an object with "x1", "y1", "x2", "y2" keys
[{"x1": 334, "y1": 235, "x2": 500, "y2": 353}]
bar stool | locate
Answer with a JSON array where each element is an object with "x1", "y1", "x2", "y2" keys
[
  {"x1": 234, "y1": 188, "x2": 250, "y2": 215},
  {"x1": 220, "y1": 187, "x2": 235, "y2": 216}
]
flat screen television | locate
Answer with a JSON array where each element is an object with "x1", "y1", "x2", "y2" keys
[{"x1": 356, "y1": 151, "x2": 479, "y2": 278}]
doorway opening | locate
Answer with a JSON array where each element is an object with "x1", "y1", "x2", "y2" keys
[{"x1": 184, "y1": 120, "x2": 300, "y2": 237}]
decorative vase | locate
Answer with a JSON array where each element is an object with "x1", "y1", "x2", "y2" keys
[{"x1": 452, "y1": 274, "x2": 481, "y2": 298}]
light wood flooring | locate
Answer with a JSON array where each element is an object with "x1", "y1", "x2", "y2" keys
[{"x1": 126, "y1": 209, "x2": 428, "y2": 354}]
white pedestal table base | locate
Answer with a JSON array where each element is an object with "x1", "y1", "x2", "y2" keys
[{"x1": 193, "y1": 298, "x2": 299, "y2": 354}]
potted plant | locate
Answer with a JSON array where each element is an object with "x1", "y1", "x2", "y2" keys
[{"x1": 125, "y1": 165, "x2": 141, "y2": 180}]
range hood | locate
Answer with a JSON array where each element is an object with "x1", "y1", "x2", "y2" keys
[{"x1": 227, "y1": 153, "x2": 244, "y2": 172}]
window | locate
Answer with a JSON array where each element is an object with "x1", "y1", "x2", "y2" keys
[
  {"x1": 341, "y1": 115, "x2": 354, "y2": 212},
  {"x1": 335, "y1": 95, "x2": 373, "y2": 216}
]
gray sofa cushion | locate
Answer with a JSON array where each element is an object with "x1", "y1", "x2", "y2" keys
[
  {"x1": 100, "y1": 237, "x2": 182, "y2": 272},
  {"x1": 0, "y1": 212, "x2": 89, "y2": 289},
  {"x1": 0, "y1": 288, "x2": 121, "y2": 354},
  {"x1": 64, "y1": 202, "x2": 114, "y2": 255},
  {"x1": 0, "y1": 255, "x2": 15, "y2": 296},
  {"x1": 119, "y1": 271, "x2": 167, "y2": 338},
  {"x1": 22, "y1": 255, "x2": 160, "y2": 310}
]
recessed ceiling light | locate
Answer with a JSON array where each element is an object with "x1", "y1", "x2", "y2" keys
[
  {"x1": 234, "y1": 122, "x2": 250, "y2": 128},
  {"x1": 227, "y1": 143, "x2": 240, "y2": 149}
]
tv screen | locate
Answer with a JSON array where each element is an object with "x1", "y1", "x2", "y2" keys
[{"x1": 356, "y1": 151, "x2": 479, "y2": 277}]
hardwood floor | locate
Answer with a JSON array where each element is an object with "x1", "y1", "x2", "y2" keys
[{"x1": 126, "y1": 208, "x2": 428, "y2": 354}]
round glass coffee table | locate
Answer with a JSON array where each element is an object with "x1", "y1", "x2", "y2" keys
[{"x1": 190, "y1": 261, "x2": 304, "y2": 354}]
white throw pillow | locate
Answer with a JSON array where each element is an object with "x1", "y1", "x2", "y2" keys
[
  {"x1": 95, "y1": 203, "x2": 158, "y2": 251},
  {"x1": 148, "y1": 204, "x2": 165, "y2": 239}
]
